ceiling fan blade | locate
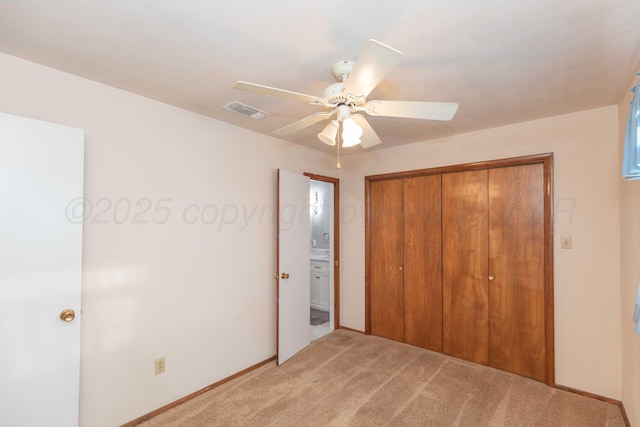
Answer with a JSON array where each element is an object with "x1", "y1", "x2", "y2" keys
[
  {"x1": 272, "y1": 111, "x2": 335, "y2": 137},
  {"x1": 364, "y1": 100, "x2": 459, "y2": 121},
  {"x1": 342, "y1": 39, "x2": 403, "y2": 99},
  {"x1": 350, "y1": 114, "x2": 382, "y2": 149},
  {"x1": 233, "y1": 81, "x2": 327, "y2": 105}
]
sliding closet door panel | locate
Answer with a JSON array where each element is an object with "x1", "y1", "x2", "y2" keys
[
  {"x1": 488, "y1": 164, "x2": 545, "y2": 381},
  {"x1": 369, "y1": 179, "x2": 404, "y2": 342},
  {"x1": 442, "y1": 170, "x2": 489, "y2": 365},
  {"x1": 403, "y1": 175, "x2": 442, "y2": 351}
]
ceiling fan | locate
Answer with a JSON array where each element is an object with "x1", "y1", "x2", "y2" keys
[{"x1": 233, "y1": 39, "x2": 458, "y2": 149}]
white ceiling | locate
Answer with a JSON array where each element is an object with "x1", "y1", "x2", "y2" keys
[{"x1": 1, "y1": 0, "x2": 639, "y2": 154}]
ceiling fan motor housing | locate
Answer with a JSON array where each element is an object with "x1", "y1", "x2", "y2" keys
[
  {"x1": 332, "y1": 60, "x2": 354, "y2": 82},
  {"x1": 323, "y1": 82, "x2": 348, "y2": 105},
  {"x1": 323, "y1": 61, "x2": 360, "y2": 107}
]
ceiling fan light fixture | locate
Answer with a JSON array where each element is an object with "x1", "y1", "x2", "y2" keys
[
  {"x1": 341, "y1": 117, "x2": 363, "y2": 147},
  {"x1": 317, "y1": 120, "x2": 338, "y2": 146},
  {"x1": 342, "y1": 137, "x2": 361, "y2": 148}
]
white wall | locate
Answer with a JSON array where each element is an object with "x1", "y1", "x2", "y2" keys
[
  {"x1": 339, "y1": 106, "x2": 622, "y2": 399},
  {"x1": 618, "y1": 72, "x2": 640, "y2": 426},
  {"x1": 0, "y1": 52, "x2": 339, "y2": 426}
]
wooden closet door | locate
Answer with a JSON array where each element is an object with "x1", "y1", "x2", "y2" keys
[
  {"x1": 442, "y1": 170, "x2": 489, "y2": 365},
  {"x1": 488, "y1": 164, "x2": 545, "y2": 381},
  {"x1": 369, "y1": 179, "x2": 404, "y2": 342},
  {"x1": 403, "y1": 175, "x2": 442, "y2": 351}
]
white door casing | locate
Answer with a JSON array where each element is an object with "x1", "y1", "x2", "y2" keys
[
  {"x1": 326, "y1": 182, "x2": 335, "y2": 330},
  {"x1": 277, "y1": 169, "x2": 310, "y2": 364},
  {"x1": 0, "y1": 112, "x2": 84, "y2": 427}
]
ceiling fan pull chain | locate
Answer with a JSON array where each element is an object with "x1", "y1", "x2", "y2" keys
[{"x1": 336, "y1": 122, "x2": 341, "y2": 169}]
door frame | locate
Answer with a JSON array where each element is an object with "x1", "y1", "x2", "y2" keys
[
  {"x1": 304, "y1": 173, "x2": 340, "y2": 330},
  {"x1": 364, "y1": 153, "x2": 554, "y2": 386}
]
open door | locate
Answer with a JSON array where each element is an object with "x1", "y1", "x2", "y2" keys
[
  {"x1": 277, "y1": 169, "x2": 311, "y2": 364},
  {"x1": 0, "y1": 112, "x2": 84, "y2": 426}
]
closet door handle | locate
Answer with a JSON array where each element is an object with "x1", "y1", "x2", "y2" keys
[
  {"x1": 399, "y1": 266, "x2": 404, "y2": 271},
  {"x1": 488, "y1": 274, "x2": 495, "y2": 281}
]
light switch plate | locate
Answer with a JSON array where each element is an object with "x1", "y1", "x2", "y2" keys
[
  {"x1": 560, "y1": 235, "x2": 572, "y2": 249},
  {"x1": 155, "y1": 357, "x2": 165, "y2": 375}
]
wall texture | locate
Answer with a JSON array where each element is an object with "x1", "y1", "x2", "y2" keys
[
  {"x1": 339, "y1": 106, "x2": 622, "y2": 400},
  {"x1": 618, "y1": 71, "x2": 640, "y2": 426},
  {"x1": 0, "y1": 52, "x2": 338, "y2": 426}
]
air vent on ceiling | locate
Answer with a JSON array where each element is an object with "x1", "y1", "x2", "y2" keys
[{"x1": 223, "y1": 101, "x2": 269, "y2": 119}]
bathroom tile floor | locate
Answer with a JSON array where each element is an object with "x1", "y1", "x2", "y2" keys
[{"x1": 310, "y1": 308, "x2": 329, "y2": 325}]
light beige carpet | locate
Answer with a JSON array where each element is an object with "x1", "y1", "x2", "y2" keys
[{"x1": 140, "y1": 330, "x2": 625, "y2": 426}]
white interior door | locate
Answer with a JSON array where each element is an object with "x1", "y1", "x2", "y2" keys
[
  {"x1": 277, "y1": 169, "x2": 310, "y2": 364},
  {"x1": 0, "y1": 112, "x2": 84, "y2": 427}
]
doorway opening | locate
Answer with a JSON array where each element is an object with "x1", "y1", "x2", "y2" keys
[{"x1": 305, "y1": 173, "x2": 340, "y2": 342}]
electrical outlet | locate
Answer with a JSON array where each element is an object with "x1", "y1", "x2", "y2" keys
[
  {"x1": 560, "y1": 235, "x2": 572, "y2": 249},
  {"x1": 154, "y1": 357, "x2": 165, "y2": 375}
]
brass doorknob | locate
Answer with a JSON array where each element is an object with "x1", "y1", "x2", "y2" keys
[
  {"x1": 399, "y1": 266, "x2": 404, "y2": 271},
  {"x1": 60, "y1": 309, "x2": 75, "y2": 322},
  {"x1": 488, "y1": 274, "x2": 495, "y2": 281},
  {"x1": 281, "y1": 273, "x2": 290, "y2": 279}
]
